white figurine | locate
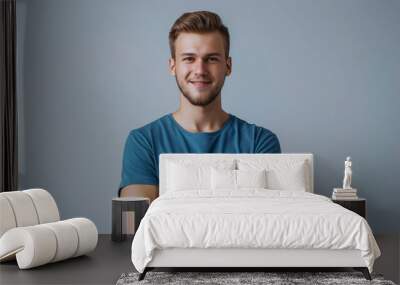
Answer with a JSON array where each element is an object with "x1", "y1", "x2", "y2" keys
[{"x1": 342, "y1": 156, "x2": 352, "y2": 189}]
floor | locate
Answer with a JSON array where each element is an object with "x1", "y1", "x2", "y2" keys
[
  {"x1": 0, "y1": 234, "x2": 399, "y2": 285},
  {"x1": 374, "y1": 234, "x2": 400, "y2": 284}
]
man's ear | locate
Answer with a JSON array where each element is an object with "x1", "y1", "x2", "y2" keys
[
  {"x1": 226, "y1": 56, "x2": 232, "y2": 76},
  {"x1": 169, "y1": 58, "x2": 176, "y2": 76}
]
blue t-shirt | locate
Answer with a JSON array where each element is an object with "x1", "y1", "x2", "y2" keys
[{"x1": 119, "y1": 113, "x2": 281, "y2": 193}]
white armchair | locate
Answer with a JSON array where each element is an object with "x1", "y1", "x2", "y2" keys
[{"x1": 0, "y1": 189, "x2": 98, "y2": 269}]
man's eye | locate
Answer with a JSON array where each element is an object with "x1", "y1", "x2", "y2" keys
[
  {"x1": 207, "y1": 57, "x2": 219, "y2": 63},
  {"x1": 183, "y1": 57, "x2": 194, "y2": 62}
]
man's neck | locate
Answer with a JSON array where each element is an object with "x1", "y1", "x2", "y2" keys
[{"x1": 172, "y1": 97, "x2": 230, "y2": 133}]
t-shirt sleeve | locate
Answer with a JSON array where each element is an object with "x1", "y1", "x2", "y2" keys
[
  {"x1": 254, "y1": 127, "x2": 281, "y2": 153},
  {"x1": 119, "y1": 130, "x2": 158, "y2": 196}
]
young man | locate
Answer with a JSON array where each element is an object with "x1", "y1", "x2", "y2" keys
[{"x1": 119, "y1": 11, "x2": 281, "y2": 200}]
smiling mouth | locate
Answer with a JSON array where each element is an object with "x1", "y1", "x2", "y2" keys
[{"x1": 189, "y1": 81, "x2": 212, "y2": 88}]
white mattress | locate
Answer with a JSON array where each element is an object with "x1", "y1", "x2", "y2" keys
[{"x1": 131, "y1": 190, "x2": 380, "y2": 273}]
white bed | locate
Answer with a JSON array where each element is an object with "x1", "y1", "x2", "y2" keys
[{"x1": 131, "y1": 154, "x2": 380, "y2": 280}]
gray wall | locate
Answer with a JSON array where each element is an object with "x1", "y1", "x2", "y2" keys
[{"x1": 16, "y1": 0, "x2": 400, "y2": 234}]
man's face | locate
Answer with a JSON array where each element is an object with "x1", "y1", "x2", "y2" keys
[{"x1": 169, "y1": 32, "x2": 232, "y2": 107}]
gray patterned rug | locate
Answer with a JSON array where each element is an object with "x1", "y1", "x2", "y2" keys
[{"x1": 116, "y1": 271, "x2": 396, "y2": 285}]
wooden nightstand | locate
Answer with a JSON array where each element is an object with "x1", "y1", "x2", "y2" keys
[{"x1": 332, "y1": 198, "x2": 366, "y2": 218}]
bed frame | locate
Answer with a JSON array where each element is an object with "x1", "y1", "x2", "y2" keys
[{"x1": 138, "y1": 154, "x2": 371, "y2": 280}]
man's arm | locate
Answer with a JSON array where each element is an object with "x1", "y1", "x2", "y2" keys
[
  {"x1": 120, "y1": 184, "x2": 159, "y2": 203},
  {"x1": 119, "y1": 129, "x2": 159, "y2": 201},
  {"x1": 255, "y1": 127, "x2": 281, "y2": 153}
]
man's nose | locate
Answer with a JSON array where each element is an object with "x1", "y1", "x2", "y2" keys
[{"x1": 193, "y1": 59, "x2": 208, "y2": 76}]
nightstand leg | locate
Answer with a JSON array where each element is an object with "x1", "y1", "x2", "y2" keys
[
  {"x1": 134, "y1": 202, "x2": 149, "y2": 235},
  {"x1": 112, "y1": 201, "x2": 123, "y2": 241}
]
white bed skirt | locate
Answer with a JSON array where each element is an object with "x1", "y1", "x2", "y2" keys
[{"x1": 147, "y1": 248, "x2": 366, "y2": 268}]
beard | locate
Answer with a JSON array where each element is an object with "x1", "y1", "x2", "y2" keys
[{"x1": 175, "y1": 76, "x2": 225, "y2": 107}]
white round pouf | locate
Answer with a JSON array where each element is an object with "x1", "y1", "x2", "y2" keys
[
  {"x1": 0, "y1": 189, "x2": 98, "y2": 269},
  {"x1": 42, "y1": 221, "x2": 79, "y2": 262},
  {"x1": 0, "y1": 226, "x2": 57, "y2": 269},
  {"x1": 64, "y1": 218, "x2": 98, "y2": 257}
]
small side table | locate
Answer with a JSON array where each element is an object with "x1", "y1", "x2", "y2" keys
[
  {"x1": 112, "y1": 197, "x2": 149, "y2": 242},
  {"x1": 332, "y1": 198, "x2": 366, "y2": 218}
]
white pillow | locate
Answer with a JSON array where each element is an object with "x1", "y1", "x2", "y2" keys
[
  {"x1": 237, "y1": 159, "x2": 308, "y2": 191},
  {"x1": 211, "y1": 168, "x2": 236, "y2": 189},
  {"x1": 211, "y1": 168, "x2": 267, "y2": 190},
  {"x1": 237, "y1": 169, "x2": 267, "y2": 188},
  {"x1": 166, "y1": 160, "x2": 235, "y2": 191}
]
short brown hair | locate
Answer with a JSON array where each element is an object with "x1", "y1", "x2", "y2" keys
[{"x1": 169, "y1": 11, "x2": 230, "y2": 59}]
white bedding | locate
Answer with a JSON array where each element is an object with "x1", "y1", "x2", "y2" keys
[{"x1": 131, "y1": 190, "x2": 380, "y2": 273}]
